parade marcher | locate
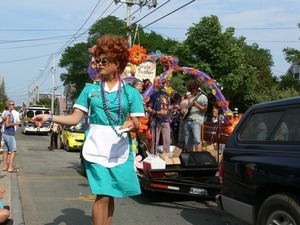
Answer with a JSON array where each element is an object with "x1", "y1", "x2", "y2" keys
[
  {"x1": 32, "y1": 34, "x2": 145, "y2": 225},
  {"x1": 146, "y1": 77, "x2": 171, "y2": 154},
  {"x1": 184, "y1": 80, "x2": 208, "y2": 152}
]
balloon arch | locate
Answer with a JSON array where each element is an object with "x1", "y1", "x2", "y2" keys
[{"x1": 140, "y1": 52, "x2": 231, "y2": 115}]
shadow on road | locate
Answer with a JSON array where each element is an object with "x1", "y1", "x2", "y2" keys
[{"x1": 44, "y1": 208, "x2": 92, "y2": 225}]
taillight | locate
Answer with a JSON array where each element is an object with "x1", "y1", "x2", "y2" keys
[{"x1": 219, "y1": 159, "x2": 224, "y2": 184}]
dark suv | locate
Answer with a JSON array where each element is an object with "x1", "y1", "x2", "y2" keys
[{"x1": 217, "y1": 96, "x2": 300, "y2": 225}]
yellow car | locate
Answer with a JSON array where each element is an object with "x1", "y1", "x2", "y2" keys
[{"x1": 59, "y1": 122, "x2": 85, "y2": 152}]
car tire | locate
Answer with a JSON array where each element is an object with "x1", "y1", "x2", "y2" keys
[
  {"x1": 66, "y1": 141, "x2": 71, "y2": 152},
  {"x1": 257, "y1": 193, "x2": 300, "y2": 225},
  {"x1": 58, "y1": 138, "x2": 64, "y2": 149}
]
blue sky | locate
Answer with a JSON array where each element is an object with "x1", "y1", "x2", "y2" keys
[{"x1": 1, "y1": 0, "x2": 299, "y2": 106}]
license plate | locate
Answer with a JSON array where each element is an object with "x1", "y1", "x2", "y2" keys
[{"x1": 189, "y1": 188, "x2": 208, "y2": 196}]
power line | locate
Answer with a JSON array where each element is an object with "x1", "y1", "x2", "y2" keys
[{"x1": 142, "y1": 0, "x2": 195, "y2": 29}]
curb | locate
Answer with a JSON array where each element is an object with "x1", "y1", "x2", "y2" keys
[
  {"x1": 0, "y1": 170, "x2": 24, "y2": 225},
  {"x1": 10, "y1": 173, "x2": 24, "y2": 225}
]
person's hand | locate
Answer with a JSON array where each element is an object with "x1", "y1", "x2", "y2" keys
[
  {"x1": 31, "y1": 114, "x2": 50, "y2": 127},
  {"x1": 119, "y1": 120, "x2": 135, "y2": 132},
  {"x1": 161, "y1": 110, "x2": 167, "y2": 116},
  {"x1": 0, "y1": 189, "x2": 6, "y2": 199}
]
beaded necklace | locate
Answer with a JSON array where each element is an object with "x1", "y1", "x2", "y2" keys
[{"x1": 100, "y1": 78, "x2": 130, "y2": 137}]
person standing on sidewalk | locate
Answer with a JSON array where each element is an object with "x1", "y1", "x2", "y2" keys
[
  {"x1": 48, "y1": 121, "x2": 60, "y2": 150},
  {"x1": 31, "y1": 34, "x2": 145, "y2": 225},
  {"x1": 0, "y1": 188, "x2": 11, "y2": 224},
  {"x1": 1, "y1": 100, "x2": 21, "y2": 173}
]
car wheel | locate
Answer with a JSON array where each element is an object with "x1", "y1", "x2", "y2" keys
[
  {"x1": 257, "y1": 193, "x2": 300, "y2": 225},
  {"x1": 58, "y1": 138, "x2": 64, "y2": 149},
  {"x1": 66, "y1": 141, "x2": 71, "y2": 152}
]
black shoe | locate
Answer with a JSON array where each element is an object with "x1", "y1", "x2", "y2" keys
[
  {"x1": 0, "y1": 219, "x2": 14, "y2": 225},
  {"x1": 48, "y1": 146, "x2": 53, "y2": 151}
]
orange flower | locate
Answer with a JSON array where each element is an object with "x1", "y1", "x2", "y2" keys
[
  {"x1": 129, "y1": 45, "x2": 147, "y2": 65},
  {"x1": 173, "y1": 65, "x2": 180, "y2": 72},
  {"x1": 191, "y1": 68, "x2": 197, "y2": 75},
  {"x1": 217, "y1": 100, "x2": 224, "y2": 107},
  {"x1": 225, "y1": 115, "x2": 242, "y2": 135},
  {"x1": 208, "y1": 79, "x2": 214, "y2": 85}
]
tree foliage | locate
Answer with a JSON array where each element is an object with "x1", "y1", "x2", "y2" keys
[{"x1": 58, "y1": 15, "x2": 299, "y2": 113}]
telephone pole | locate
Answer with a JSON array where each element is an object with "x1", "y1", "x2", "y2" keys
[
  {"x1": 51, "y1": 55, "x2": 56, "y2": 114},
  {"x1": 114, "y1": 0, "x2": 157, "y2": 46}
]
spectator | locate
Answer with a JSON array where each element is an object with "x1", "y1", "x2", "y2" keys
[
  {"x1": 131, "y1": 79, "x2": 144, "y2": 94},
  {"x1": 146, "y1": 77, "x2": 171, "y2": 154},
  {"x1": 0, "y1": 188, "x2": 10, "y2": 224},
  {"x1": 11, "y1": 109, "x2": 20, "y2": 131},
  {"x1": 184, "y1": 80, "x2": 208, "y2": 152},
  {"x1": 32, "y1": 34, "x2": 145, "y2": 225},
  {"x1": 211, "y1": 106, "x2": 225, "y2": 123},
  {"x1": 177, "y1": 92, "x2": 192, "y2": 150},
  {"x1": 2, "y1": 100, "x2": 21, "y2": 173},
  {"x1": 48, "y1": 122, "x2": 60, "y2": 150},
  {"x1": 169, "y1": 92, "x2": 181, "y2": 146}
]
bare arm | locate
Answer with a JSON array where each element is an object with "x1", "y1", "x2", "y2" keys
[
  {"x1": 31, "y1": 108, "x2": 85, "y2": 127},
  {"x1": 191, "y1": 100, "x2": 208, "y2": 112},
  {"x1": 5, "y1": 114, "x2": 21, "y2": 128}
]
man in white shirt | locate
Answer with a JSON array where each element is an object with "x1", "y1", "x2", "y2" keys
[{"x1": 11, "y1": 109, "x2": 20, "y2": 131}]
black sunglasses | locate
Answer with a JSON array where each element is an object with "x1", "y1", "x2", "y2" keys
[{"x1": 94, "y1": 57, "x2": 110, "y2": 66}]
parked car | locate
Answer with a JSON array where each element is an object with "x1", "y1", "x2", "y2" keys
[
  {"x1": 59, "y1": 121, "x2": 85, "y2": 152},
  {"x1": 21, "y1": 120, "x2": 51, "y2": 135},
  {"x1": 217, "y1": 96, "x2": 300, "y2": 225}
]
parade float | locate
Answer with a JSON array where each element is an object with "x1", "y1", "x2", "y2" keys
[{"x1": 87, "y1": 44, "x2": 242, "y2": 198}]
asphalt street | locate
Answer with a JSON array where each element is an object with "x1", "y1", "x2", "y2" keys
[{"x1": 1, "y1": 128, "x2": 247, "y2": 225}]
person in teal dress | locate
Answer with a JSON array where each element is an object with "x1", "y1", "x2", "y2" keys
[{"x1": 32, "y1": 34, "x2": 145, "y2": 225}]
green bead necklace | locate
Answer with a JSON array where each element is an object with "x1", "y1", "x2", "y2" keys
[{"x1": 100, "y1": 78, "x2": 130, "y2": 137}]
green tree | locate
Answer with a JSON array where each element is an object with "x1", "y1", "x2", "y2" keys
[
  {"x1": 59, "y1": 42, "x2": 92, "y2": 99},
  {"x1": 36, "y1": 98, "x2": 51, "y2": 109},
  {"x1": 59, "y1": 16, "x2": 178, "y2": 100}
]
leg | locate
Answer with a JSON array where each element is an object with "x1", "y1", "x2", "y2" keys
[
  {"x1": 184, "y1": 121, "x2": 194, "y2": 152},
  {"x1": 2, "y1": 151, "x2": 8, "y2": 171},
  {"x1": 161, "y1": 122, "x2": 171, "y2": 153},
  {"x1": 0, "y1": 208, "x2": 10, "y2": 223},
  {"x1": 50, "y1": 133, "x2": 54, "y2": 148},
  {"x1": 7, "y1": 151, "x2": 16, "y2": 171},
  {"x1": 151, "y1": 126, "x2": 161, "y2": 154},
  {"x1": 92, "y1": 195, "x2": 114, "y2": 225},
  {"x1": 53, "y1": 133, "x2": 58, "y2": 149},
  {"x1": 191, "y1": 121, "x2": 202, "y2": 152}
]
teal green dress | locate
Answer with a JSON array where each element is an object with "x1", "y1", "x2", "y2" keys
[{"x1": 74, "y1": 81, "x2": 145, "y2": 197}]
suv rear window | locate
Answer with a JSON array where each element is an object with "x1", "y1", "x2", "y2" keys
[{"x1": 239, "y1": 108, "x2": 300, "y2": 142}]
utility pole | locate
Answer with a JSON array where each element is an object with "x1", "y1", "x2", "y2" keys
[
  {"x1": 51, "y1": 55, "x2": 55, "y2": 114},
  {"x1": 114, "y1": 0, "x2": 157, "y2": 46}
]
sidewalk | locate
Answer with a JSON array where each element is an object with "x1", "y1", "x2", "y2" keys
[{"x1": 0, "y1": 169, "x2": 24, "y2": 225}]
